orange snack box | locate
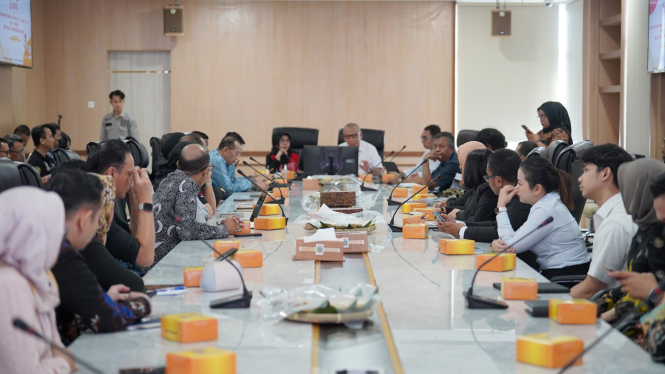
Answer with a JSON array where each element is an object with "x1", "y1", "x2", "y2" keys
[
  {"x1": 272, "y1": 187, "x2": 290, "y2": 197},
  {"x1": 549, "y1": 299, "x2": 597, "y2": 325},
  {"x1": 413, "y1": 207, "x2": 436, "y2": 220},
  {"x1": 411, "y1": 185, "x2": 428, "y2": 194},
  {"x1": 382, "y1": 174, "x2": 397, "y2": 183},
  {"x1": 439, "y1": 239, "x2": 475, "y2": 255},
  {"x1": 265, "y1": 193, "x2": 279, "y2": 203},
  {"x1": 254, "y1": 203, "x2": 281, "y2": 216},
  {"x1": 516, "y1": 333, "x2": 583, "y2": 368},
  {"x1": 359, "y1": 174, "x2": 373, "y2": 183},
  {"x1": 166, "y1": 347, "x2": 236, "y2": 374},
  {"x1": 302, "y1": 178, "x2": 319, "y2": 190},
  {"x1": 161, "y1": 313, "x2": 218, "y2": 343},
  {"x1": 232, "y1": 250, "x2": 263, "y2": 268},
  {"x1": 253, "y1": 216, "x2": 286, "y2": 230},
  {"x1": 213, "y1": 240, "x2": 241, "y2": 257},
  {"x1": 403, "y1": 223, "x2": 429, "y2": 239},
  {"x1": 403, "y1": 213, "x2": 426, "y2": 225},
  {"x1": 392, "y1": 188, "x2": 408, "y2": 198},
  {"x1": 237, "y1": 221, "x2": 251, "y2": 235},
  {"x1": 183, "y1": 267, "x2": 204, "y2": 287},
  {"x1": 501, "y1": 276, "x2": 538, "y2": 300},
  {"x1": 401, "y1": 203, "x2": 427, "y2": 214},
  {"x1": 475, "y1": 253, "x2": 516, "y2": 272},
  {"x1": 412, "y1": 194, "x2": 436, "y2": 201}
]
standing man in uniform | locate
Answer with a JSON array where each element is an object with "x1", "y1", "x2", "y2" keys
[{"x1": 101, "y1": 90, "x2": 139, "y2": 141}]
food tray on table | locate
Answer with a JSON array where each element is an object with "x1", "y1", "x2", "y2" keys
[{"x1": 286, "y1": 309, "x2": 373, "y2": 324}]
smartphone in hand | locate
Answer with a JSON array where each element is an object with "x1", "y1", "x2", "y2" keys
[
  {"x1": 521, "y1": 124, "x2": 531, "y2": 133},
  {"x1": 433, "y1": 211, "x2": 447, "y2": 223}
]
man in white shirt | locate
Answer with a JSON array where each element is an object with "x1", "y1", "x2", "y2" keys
[
  {"x1": 569, "y1": 144, "x2": 636, "y2": 299},
  {"x1": 339, "y1": 123, "x2": 383, "y2": 176},
  {"x1": 402, "y1": 124, "x2": 442, "y2": 178}
]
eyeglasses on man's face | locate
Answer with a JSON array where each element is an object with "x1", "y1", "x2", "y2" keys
[
  {"x1": 343, "y1": 132, "x2": 360, "y2": 140},
  {"x1": 483, "y1": 175, "x2": 497, "y2": 182}
]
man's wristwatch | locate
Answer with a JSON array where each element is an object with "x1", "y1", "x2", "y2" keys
[
  {"x1": 204, "y1": 181, "x2": 212, "y2": 187},
  {"x1": 646, "y1": 286, "x2": 664, "y2": 308},
  {"x1": 495, "y1": 207, "x2": 507, "y2": 214},
  {"x1": 137, "y1": 203, "x2": 153, "y2": 213}
]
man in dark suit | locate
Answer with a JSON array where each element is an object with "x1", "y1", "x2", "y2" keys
[{"x1": 437, "y1": 149, "x2": 539, "y2": 270}]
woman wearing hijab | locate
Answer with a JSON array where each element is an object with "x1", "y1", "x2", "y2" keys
[
  {"x1": 435, "y1": 141, "x2": 487, "y2": 212},
  {"x1": 600, "y1": 159, "x2": 665, "y2": 324},
  {"x1": 266, "y1": 133, "x2": 299, "y2": 173},
  {"x1": 0, "y1": 187, "x2": 76, "y2": 374},
  {"x1": 524, "y1": 101, "x2": 573, "y2": 147}
]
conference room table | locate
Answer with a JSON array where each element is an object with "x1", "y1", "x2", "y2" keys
[{"x1": 70, "y1": 180, "x2": 663, "y2": 374}]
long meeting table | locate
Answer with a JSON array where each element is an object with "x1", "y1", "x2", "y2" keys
[{"x1": 70, "y1": 180, "x2": 663, "y2": 373}]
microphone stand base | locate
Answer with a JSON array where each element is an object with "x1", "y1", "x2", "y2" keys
[
  {"x1": 360, "y1": 186, "x2": 377, "y2": 192},
  {"x1": 388, "y1": 224, "x2": 403, "y2": 232},
  {"x1": 387, "y1": 199, "x2": 401, "y2": 206},
  {"x1": 210, "y1": 291, "x2": 253, "y2": 309},
  {"x1": 465, "y1": 293, "x2": 508, "y2": 309}
]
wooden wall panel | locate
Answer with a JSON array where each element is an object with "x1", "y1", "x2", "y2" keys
[
  {"x1": 652, "y1": 73, "x2": 665, "y2": 161},
  {"x1": 35, "y1": 0, "x2": 454, "y2": 153}
]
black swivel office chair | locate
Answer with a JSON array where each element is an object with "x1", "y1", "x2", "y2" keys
[
  {"x1": 150, "y1": 137, "x2": 166, "y2": 181},
  {"x1": 337, "y1": 128, "x2": 385, "y2": 159},
  {"x1": 0, "y1": 159, "x2": 22, "y2": 193},
  {"x1": 16, "y1": 163, "x2": 43, "y2": 188},
  {"x1": 549, "y1": 140, "x2": 595, "y2": 289},
  {"x1": 555, "y1": 140, "x2": 594, "y2": 223},
  {"x1": 457, "y1": 129, "x2": 480, "y2": 148},
  {"x1": 272, "y1": 127, "x2": 319, "y2": 156}
]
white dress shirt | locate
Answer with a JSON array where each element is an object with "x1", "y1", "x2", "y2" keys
[
  {"x1": 497, "y1": 192, "x2": 591, "y2": 270},
  {"x1": 404, "y1": 150, "x2": 441, "y2": 177},
  {"x1": 587, "y1": 193, "x2": 637, "y2": 287},
  {"x1": 340, "y1": 139, "x2": 383, "y2": 175}
]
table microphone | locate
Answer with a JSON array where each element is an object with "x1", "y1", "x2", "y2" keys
[
  {"x1": 466, "y1": 216, "x2": 553, "y2": 309},
  {"x1": 200, "y1": 240, "x2": 241, "y2": 262},
  {"x1": 203, "y1": 246, "x2": 253, "y2": 309},
  {"x1": 242, "y1": 161, "x2": 288, "y2": 195},
  {"x1": 237, "y1": 169, "x2": 288, "y2": 224},
  {"x1": 237, "y1": 166, "x2": 284, "y2": 204},
  {"x1": 388, "y1": 175, "x2": 441, "y2": 232},
  {"x1": 249, "y1": 156, "x2": 271, "y2": 171},
  {"x1": 558, "y1": 311, "x2": 637, "y2": 374},
  {"x1": 388, "y1": 145, "x2": 406, "y2": 161},
  {"x1": 12, "y1": 318, "x2": 104, "y2": 374},
  {"x1": 387, "y1": 160, "x2": 427, "y2": 206},
  {"x1": 360, "y1": 150, "x2": 395, "y2": 192}
]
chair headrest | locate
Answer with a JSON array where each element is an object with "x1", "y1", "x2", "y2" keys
[
  {"x1": 87, "y1": 138, "x2": 150, "y2": 169},
  {"x1": 526, "y1": 147, "x2": 546, "y2": 159},
  {"x1": 0, "y1": 159, "x2": 22, "y2": 193},
  {"x1": 543, "y1": 140, "x2": 567, "y2": 163},
  {"x1": 457, "y1": 130, "x2": 480, "y2": 148},
  {"x1": 555, "y1": 140, "x2": 594, "y2": 169},
  {"x1": 53, "y1": 149, "x2": 81, "y2": 164},
  {"x1": 272, "y1": 127, "x2": 319, "y2": 150}
]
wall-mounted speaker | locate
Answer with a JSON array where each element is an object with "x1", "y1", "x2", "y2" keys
[
  {"x1": 164, "y1": 6, "x2": 184, "y2": 36},
  {"x1": 491, "y1": 9, "x2": 511, "y2": 37}
]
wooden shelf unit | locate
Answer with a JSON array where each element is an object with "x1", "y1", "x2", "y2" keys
[{"x1": 583, "y1": 0, "x2": 623, "y2": 146}]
